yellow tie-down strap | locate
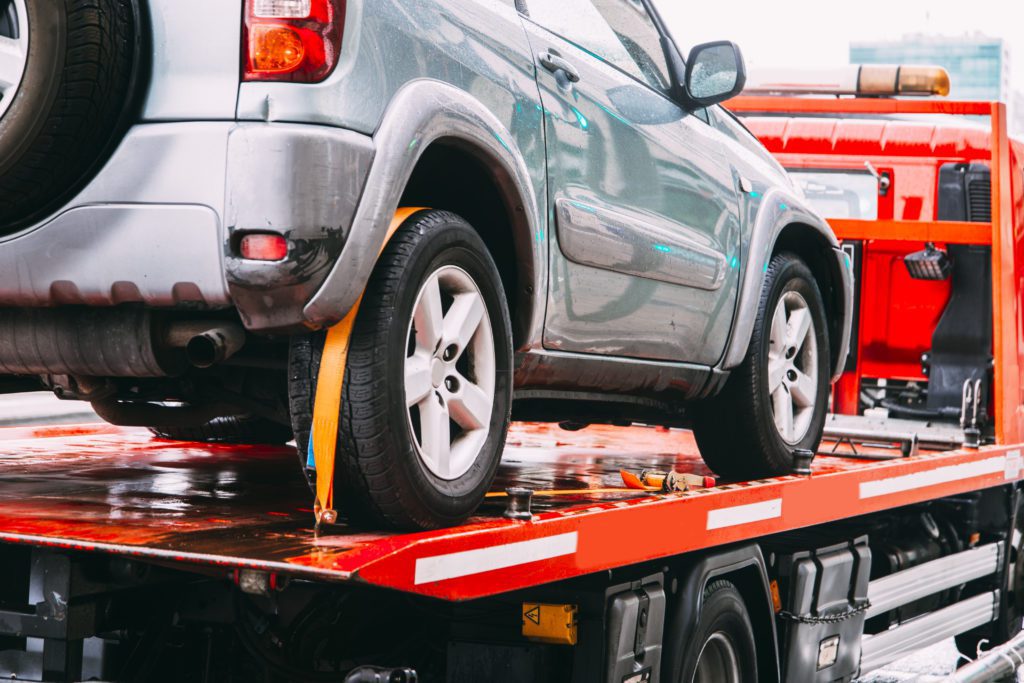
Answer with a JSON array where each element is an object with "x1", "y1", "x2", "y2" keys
[{"x1": 311, "y1": 207, "x2": 426, "y2": 528}]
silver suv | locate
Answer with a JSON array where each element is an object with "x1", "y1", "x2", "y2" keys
[{"x1": 0, "y1": 0, "x2": 851, "y2": 529}]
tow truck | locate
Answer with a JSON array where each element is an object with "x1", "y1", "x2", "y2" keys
[{"x1": 1, "y1": 68, "x2": 1023, "y2": 683}]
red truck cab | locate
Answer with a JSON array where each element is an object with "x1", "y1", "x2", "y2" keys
[{"x1": 730, "y1": 71, "x2": 1024, "y2": 445}]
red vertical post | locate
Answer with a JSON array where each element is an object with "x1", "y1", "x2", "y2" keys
[{"x1": 990, "y1": 102, "x2": 1022, "y2": 444}]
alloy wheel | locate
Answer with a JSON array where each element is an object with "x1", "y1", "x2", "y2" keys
[
  {"x1": 0, "y1": 0, "x2": 28, "y2": 121},
  {"x1": 404, "y1": 265, "x2": 495, "y2": 481},
  {"x1": 767, "y1": 290, "x2": 819, "y2": 444}
]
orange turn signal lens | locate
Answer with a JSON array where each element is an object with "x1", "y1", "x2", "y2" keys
[
  {"x1": 240, "y1": 233, "x2": 289, "y2": 261},
  {"x1": 249, "y1": 25, "x2": 306, "y2": 74}
]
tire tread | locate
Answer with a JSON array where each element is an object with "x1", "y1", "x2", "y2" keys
[
  {"x1": 0, "y1": 0, "x2": 137, "y2": 230},
  {"x1": 693, "y1": 252, "x2": 830, "y2": 479}
]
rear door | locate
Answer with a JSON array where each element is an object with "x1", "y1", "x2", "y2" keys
[{"x1": 521, "y1": 0, "x2": 742, "y2": 366}]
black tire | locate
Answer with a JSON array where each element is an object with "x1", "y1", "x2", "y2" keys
[
  {"x1": 0, "y1": 0, "x2": 140, "y2": 233},
  {"x1": 673, "y1": 580, "x2": 758, "y2": 683},
  {"x1": 288, "y1": 210, "x2": 513, "y2": 530},
  {"x1": 149, "y1": 416, "x2": 294, "y2": 446},
  {"x1": 956, "y1": 493, "x2": 1024, "y2": 658},
  {"x1": 693, "y1": 252, "x2": 830, "y2": 479}
]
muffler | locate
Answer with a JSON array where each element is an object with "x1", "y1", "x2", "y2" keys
[
  {"x1": 0, "y1": 308, "x2": 175, "y2": 377},
  {"x1": 0, "y1": 309, "x2": 248, "y2": 377}
]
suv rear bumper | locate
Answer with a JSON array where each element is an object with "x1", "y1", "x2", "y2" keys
[{"x1": 0, "y1": 121, "x2": 374, "y2": 331}]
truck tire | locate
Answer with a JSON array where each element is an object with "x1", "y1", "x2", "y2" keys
[
  {"x1": 956, "y1": 490, "x2": 1024, "y2": 658},
  {"x1": 0, "y1": 0, "x2": 140, "y2": 233},
  {"x1": 149, "y1": 417, "x2": 294, "y2": 446},
  {"x1": 289, "y1": 210, "x2": 513, "y2": 530},
  {"x1": 673, "y1": 580, "x2": 758, "y2": 683},
  {"x1": 693, "y1": 253, "x2": 830, "y2": 479}
]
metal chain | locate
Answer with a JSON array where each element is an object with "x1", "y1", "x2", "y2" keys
[{"x1": 777, "y1": 599, "x2": 871, "y2": 624}]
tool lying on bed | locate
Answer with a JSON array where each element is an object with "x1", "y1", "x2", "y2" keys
[{"x1": 620, "y1": 469, "x2": 716, "y2": 492}]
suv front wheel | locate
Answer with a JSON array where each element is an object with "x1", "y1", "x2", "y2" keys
[
  {"x1": 693, "y1": 252, "x2": 830, "y2": 479},
  {"x1": 289, "y1": 210, "x2": 513, "y2": 530}
]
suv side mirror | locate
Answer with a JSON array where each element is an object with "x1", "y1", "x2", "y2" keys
[{"x1": 683, "y1": 41, "x2": 747, "y2": 108}]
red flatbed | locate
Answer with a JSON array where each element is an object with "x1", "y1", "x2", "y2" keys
[{"x1": 1, "y1": 421, "x2": 1019, "y2": 601}]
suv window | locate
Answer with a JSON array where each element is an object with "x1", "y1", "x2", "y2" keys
[{"x1": 526, "y1": 0, "x2": 672, "y2": 92}]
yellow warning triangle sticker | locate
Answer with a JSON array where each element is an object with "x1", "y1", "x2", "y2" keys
[{"x1": 525, "y1": 605, "x2": 541, "y2": 625}]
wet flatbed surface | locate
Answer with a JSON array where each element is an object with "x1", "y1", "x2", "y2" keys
[
  {"x1": 0, "y1": 422, "x2": 715, "y2": 547},
  {"x1": 0, "y1": 421, "x2": 960, "y2": 599}
]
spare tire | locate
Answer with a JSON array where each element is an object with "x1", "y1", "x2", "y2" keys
[{"x1": 0, "y1": 0, "x2": 141, "y2": 234}]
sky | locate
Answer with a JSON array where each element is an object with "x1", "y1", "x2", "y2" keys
[{"x1": 656, "y1": 0, "x2": 1024, "y2": 95}]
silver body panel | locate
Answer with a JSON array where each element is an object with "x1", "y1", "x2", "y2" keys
[
  {"x1": 0, "y1": 0, "x2": 851, "y2": 394},
  {"x1": 0, "y1": 122, "x2": 373, "y2": 323},
  {"x1": 142, "y1": 0, "x2": 242, "y2": 120},
  {"x1": 555, "y1": 199, "x2": 728, "y2": 292},
  {"x1": 0, "y1": 204, "x2": 226, "y2": 308}
]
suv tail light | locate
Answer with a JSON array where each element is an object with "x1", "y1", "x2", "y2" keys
[{"x1": 243, "y1": 0, "x2": 344, "y2": 82}]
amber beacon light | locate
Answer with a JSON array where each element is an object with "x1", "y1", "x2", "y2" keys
[{"x1": 244, "y1": 0, "x2": 344, "y2": 82}]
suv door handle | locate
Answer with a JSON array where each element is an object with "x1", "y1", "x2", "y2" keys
[{"x1": 539, "y1": 51, "x2": 580, "y2": 83}]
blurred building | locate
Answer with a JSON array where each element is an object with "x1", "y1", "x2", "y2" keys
[
  {"x1": 851, "y1": 35, "x2": 1024, "y2": 135},
  {"x1": 1013, "y1": 91, "x2": 1024, "y2": 136}
]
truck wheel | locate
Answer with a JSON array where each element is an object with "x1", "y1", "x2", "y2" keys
[
  {"x1": 956, "y1": 492, "x2": 1024, "y2": 658},
  {"x1": 0, "y1": 0, "x2": 139, "y2": 233},
  {"x1": 288, "y1": 210, "x2": 513, "y2": 530},
  {"x1": 693, "y1": 253, "x2": 829, "y2": 479},
  {"x1": 149, "y1": 417, "x2": 294, "y2": 445},
  {"x1": 674, "y1": 580, "x2": 758, "y2": 683}
]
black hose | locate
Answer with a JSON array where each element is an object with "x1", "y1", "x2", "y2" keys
[{"x1": 880, "y1": 398, "x2": 961, "y2": 421}]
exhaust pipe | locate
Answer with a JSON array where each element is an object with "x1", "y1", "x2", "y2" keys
[
  {"x1": 185, "y1": 326, "x2": 246, "y2": 368},
  {"x1": 165, "y1": 322, "x2": 246, "y2": 368},
  {"x1": 0, "y1": 310, "x2": 248, "y2": 377}
]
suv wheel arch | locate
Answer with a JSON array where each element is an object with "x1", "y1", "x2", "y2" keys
[
  {"x1": 302, "y1": 80, "x2": 545, "y2": 349},
  {"x1": 721, "y1": 191, "x2": 852, "y2": 382}
]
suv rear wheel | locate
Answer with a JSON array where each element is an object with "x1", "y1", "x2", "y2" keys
[
  {"x1": 693, "y1": 252, "x2": 830, "y2": 479},
  {"x1": 0, "y1": 0, "x2": 139, "y2": 233},
  {"x1": 289, "y1": 210, "x2": 513, "y2": 530}
]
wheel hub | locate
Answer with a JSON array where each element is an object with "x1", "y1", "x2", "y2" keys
[
  {"x1": 430, "y1": 358, "x2": 445, "y2": 389},
  {"x1": 767, "y1": 290, "x2": 819, "y2": 445},
  {"x1": 0, "y1": 0, "x2": 29, "y2": 122},
  {"x1": 693, "y1": 631, "x2": 741, "y2": 683}
]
